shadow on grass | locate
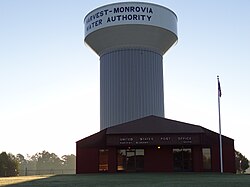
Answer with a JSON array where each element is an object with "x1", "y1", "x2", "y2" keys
[{"x1": 2, "y1": 173, "x2": 250, "y2": 187}]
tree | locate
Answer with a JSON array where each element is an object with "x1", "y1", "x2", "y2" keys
[
  {"x1": 35, "y1": 151, "x2": 62, "y2": 174},
  {"x1": 235, "y1": 150, "x2": 249, "y2": 173},
  {"x1": 16, "y1": 151, "x2": 76, "y2": 175},
  {"x1": 16, "y1": 154, "x2": 28, "y2": 176},
  {"x1": 61, "y1": 154, "x2": 76, "y2": 171},
  {"x1": 0, "y1": 152, "x2": 18, "y2": 177}
]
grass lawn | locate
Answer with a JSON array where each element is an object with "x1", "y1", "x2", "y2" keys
[{"x1": 0, "y1": 173, "x2": 249, "y2": 187}]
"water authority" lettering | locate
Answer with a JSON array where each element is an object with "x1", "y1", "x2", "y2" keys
[
  {"x1": 107, "y1": 6, "x2": 153, "y2": 23},
  {"x1": 86, "y1": 5, "x2": 154, "y2": 32}
]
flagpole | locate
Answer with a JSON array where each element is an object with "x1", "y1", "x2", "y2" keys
[{"x1": 217, "y1": 75, "x2": 223, "y2": 173}]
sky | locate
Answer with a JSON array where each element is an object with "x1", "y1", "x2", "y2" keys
[{"x1": 1, "y1": 0, "x2": 250, "y2": 159}]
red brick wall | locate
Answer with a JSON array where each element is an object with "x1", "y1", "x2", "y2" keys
[
  {"x1": 211, "y1": 144, "x2": 220, "y2": 172},
  {"x1": 211, "y1": 140, "x2": 236, "y2": 173},
  {"x1": 223, "y1": 143, "x2": 236, "y2": 173},
  {"x1": 144, "y1": 147, "x2": 172, "y2": 172},
  {"x1": 165, "y1": 147, "x2": 173, "y2": 172},
  {"x1": 108, "y1": 147, "x2": 117, "y2": 173},
  {"x1": 76, "y1": 147, "x2": 99, "y2": 173},
  {"x1": 193, "y1": 146, "x2": 202, "y2": 172}
]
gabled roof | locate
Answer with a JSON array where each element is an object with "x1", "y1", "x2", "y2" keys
[
  {"x1": 76, "y1": 129, "x2": 106, "y2": 147},
  {"x1": 106, "y1": 115, "x2": 205, "y2": 134},
  {"x1": 76, "y1": 115, "x2": 234, "y2": 148}
]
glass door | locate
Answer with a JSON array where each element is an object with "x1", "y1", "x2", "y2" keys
[
  {"x1": 173, "y1": 148, "x2": 192, "y2": 172},
  {"x1": 126, "y1": 151, "x2": 136, "y2": 171}
]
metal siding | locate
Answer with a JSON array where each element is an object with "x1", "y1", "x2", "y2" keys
[{"x1": 100, "y1": 49, "x2": 164, "y2": 129}]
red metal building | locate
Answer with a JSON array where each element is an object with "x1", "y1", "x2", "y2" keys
[{"x1": 76, "y1": 116, "x2": 235, "y2": 173}]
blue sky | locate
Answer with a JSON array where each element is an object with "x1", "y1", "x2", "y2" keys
[{"x1": 1, "y1": 0, "x2": 250, "y2": 159}]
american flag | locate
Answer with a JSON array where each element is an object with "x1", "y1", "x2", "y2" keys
[{"x1": 218, "y1": 78, "x2": 222, "y2": 97}]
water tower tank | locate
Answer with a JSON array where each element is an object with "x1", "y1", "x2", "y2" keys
[{"x1": 84, "y1": 2, "x2": 178, "y2": 130}]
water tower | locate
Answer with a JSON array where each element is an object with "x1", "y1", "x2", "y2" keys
[{"x1": 84, "y1": 2, "x2": 178, "y2": 130}]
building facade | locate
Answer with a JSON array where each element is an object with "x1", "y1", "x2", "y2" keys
[{"x1": 76, "y1": 116, "x2": 235, "y2": 173}]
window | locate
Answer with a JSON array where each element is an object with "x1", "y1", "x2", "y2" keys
[
  {"x1": 117, "y1": 149, "x2": 144, "y2": 171},
  {"x1": 99, "y1": 149, "x2": 108, "y2": 172},
  {"x1": 202, "y1": 148, "x2": 211, "y2": 170}
]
